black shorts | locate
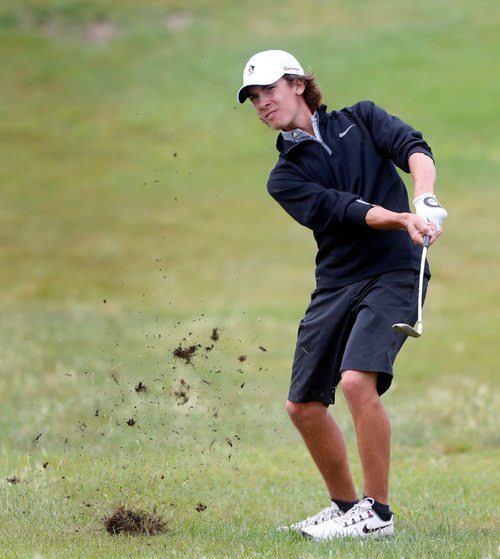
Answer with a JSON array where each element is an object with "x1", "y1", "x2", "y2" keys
[{"x1": 288, "y1": 270, "x2": 428, "y2": 406}]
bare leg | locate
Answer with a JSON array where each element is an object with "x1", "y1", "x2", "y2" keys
[
  {"x1": 340, "y1": 370, "x2": 391, "y2": 504},
  {"x1": 286, "y1": 400, "x2": 357, "y2": 501}
]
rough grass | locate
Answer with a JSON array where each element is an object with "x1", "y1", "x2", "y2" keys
[{"x1": 0, "y1": 0, "x2": 499, "y2": 557}]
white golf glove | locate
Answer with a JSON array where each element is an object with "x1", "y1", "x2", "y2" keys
[{"x1": 413, "y1": 192, "x2": 448, "y2": 233}]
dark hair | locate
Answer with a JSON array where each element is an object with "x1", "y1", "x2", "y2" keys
[{"x1": 283, "y1": 72, "x2": 323, "y2": 112}]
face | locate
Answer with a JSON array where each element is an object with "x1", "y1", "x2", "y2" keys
[{"x1": 247, "y1": 78, "x2": 310, "y2": 131}]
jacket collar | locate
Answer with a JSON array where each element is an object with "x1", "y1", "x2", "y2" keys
[{"x1": 276, "y1": 105, "x2": 329, "y2": 155}]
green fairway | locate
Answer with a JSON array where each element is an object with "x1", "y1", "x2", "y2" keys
[{"x1": 1, "y1": 1, "x2": 499, "y2": 557}]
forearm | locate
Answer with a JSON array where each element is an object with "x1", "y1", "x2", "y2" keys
[
  {"x1": 365, "y1": 206, "x2": 410, "y2": 231},
  {"x1": 409, "y1": 152, "x2": 436, "y2": 197},
  {"x1": 365, "y1": 205, "x2": 431, "y2": 245}
]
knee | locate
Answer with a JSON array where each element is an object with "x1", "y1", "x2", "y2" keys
[
  {"x1": 286, "y1": 400, "x2": 326, "y2": 428},
  {"x1": 341, "y1": 371, "x2": 378, "y2": 408},
  {"x1": 286, "y1": 400, "x2": 302, "y2": 423}
]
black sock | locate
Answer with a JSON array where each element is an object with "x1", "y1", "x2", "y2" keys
[
  {"x1": 365, "y1": 497, "x2": 392, "y2": 521},
  {"x1": 331, "y1": 498, "x2": 358, "y2": 513}
]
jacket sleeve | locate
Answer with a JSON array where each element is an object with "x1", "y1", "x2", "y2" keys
[
  {"x1": 356, "y1": 101, "x2": 433, "y2": 173},
  {"x1": 267, "y1": 160, "x2": 373, "y2": 233}
]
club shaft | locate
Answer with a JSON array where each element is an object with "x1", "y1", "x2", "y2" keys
[
  {"x1": 417, "y1": 246, "x2": 427, "y2": 328},
  {"x1": 416, "y1": 235, "x2": 429, "y2": 332}
]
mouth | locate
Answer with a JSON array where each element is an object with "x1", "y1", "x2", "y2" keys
[{"x1": 264, "y1": 109, "x2": 278, "y2": 122}]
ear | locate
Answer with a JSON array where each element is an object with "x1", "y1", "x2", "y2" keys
[{"x1": 294, "y1": 79, "x2": 306, "y2": 96}]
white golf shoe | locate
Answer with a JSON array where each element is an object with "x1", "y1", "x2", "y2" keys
[
  {"x1": 301, "y1": 498, "x2": 394, "y2": 540},
  {"x1": 278, "y1": 501, "x2": 344, "y2": 532}
]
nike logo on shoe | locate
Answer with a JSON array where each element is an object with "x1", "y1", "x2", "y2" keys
[
  {"x1": 339, "y1": 124, "x2": 356, "y2": 138},
  {"x1": 362, "y1": 523, "x2": 392, "y2": 534}
]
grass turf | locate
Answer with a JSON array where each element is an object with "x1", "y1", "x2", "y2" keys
[{"x1": 1, "y1": 0, "x2": 499, "y2": 557}]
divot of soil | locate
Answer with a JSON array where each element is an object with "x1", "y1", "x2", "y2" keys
[
  {"x1": 173, "y1": 344, "x2": 199, "y2": 365},
  {"x1": 104, "y1": 506, "x2": 166, "y2": 536},
  {"x1": 135, "y1": 381, "x2": 148, "y2": 393},
  {"x1": 210, "y1": 328, "x2": 220, "y2": 341}
]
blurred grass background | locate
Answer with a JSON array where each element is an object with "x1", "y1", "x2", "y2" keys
[{"x1": 0, "y1": 1, "x2": 499, "y2": 557}]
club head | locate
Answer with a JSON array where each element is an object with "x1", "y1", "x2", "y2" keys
[{"x1": 392, "y1": 323, "x2": 422, "y2": 338}]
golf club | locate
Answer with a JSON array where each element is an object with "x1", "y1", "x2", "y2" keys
[{"x1": 392, "y1": 234, "x2": 430, "y2": 338}]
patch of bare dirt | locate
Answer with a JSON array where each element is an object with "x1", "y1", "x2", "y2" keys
[
  {"x1": 163, "y1": 11, "x2": 193, "y2": 31},
  {"x1": 84, "y1": 21, "x2": 119, "y2": 44},
  {"x1": 40, "y1": 18, "x2": 120, "y2": 44}
]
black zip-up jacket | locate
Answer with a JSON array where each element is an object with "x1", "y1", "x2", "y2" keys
[{"x1": 267, "y1": 100, "x2": 433, "y2": 288}]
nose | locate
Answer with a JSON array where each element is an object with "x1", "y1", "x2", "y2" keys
[{"x1": 257, "y1": 92, "x2": 270, "y2": 110}]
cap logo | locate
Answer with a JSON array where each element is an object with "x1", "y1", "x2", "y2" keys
[
  {"x1": 247, "y1": 64, "x2": 255, "y2": 75},
  {"x1": 284, "y1": 66, "x2": 300, "y2": 72}
]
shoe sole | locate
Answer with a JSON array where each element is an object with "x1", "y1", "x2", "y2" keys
[{"x1": 301, "y1": 526, "x2": 394, "y2": 540}]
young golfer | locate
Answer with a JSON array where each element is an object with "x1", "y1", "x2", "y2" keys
[{"x1": 237, "y1": 50, "x2": 447, "y2": 539}]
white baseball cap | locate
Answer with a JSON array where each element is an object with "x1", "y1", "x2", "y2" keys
[{"x1": 237, "y1": 50, "x2": 305, "y2": 104}]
